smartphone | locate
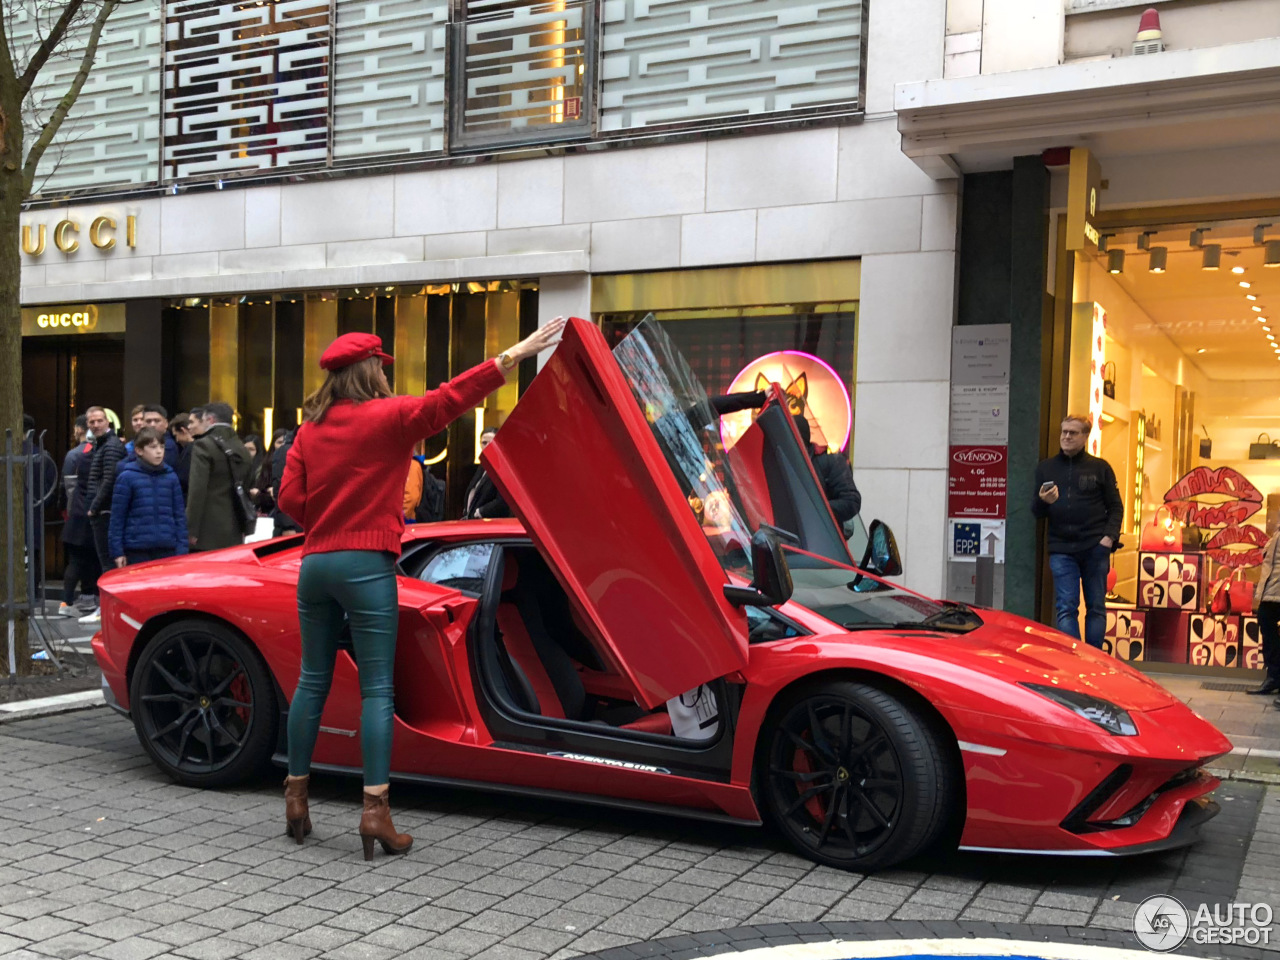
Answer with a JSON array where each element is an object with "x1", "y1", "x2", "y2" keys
[{"x1": 1040, "y1": 481, "x2": 1056, "y2": 492}]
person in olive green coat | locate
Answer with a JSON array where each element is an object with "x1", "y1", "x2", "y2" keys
[{"x1": 186, "y1": 402, "x2": 254, "y2": 552}]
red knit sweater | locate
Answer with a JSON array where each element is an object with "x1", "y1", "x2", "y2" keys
[{"x1": 279, "y1": 360, "x2": 507, "y2": 557}]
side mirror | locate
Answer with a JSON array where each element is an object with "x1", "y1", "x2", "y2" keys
[
  {"x1": 861, "y1": 519, "x2": 903, "y2": 578},
  {"x1": 724, "y1": 524, "x2": 796, "y2": 608}
]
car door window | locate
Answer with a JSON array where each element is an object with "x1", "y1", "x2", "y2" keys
[
  {"x1": 745, "y1": 605, "x2": 803, "y2": 644},
  {"x1": 418, "y1": 543, "x2": 495, "y2": 595}
]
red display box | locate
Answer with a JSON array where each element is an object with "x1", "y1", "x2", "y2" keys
[
  {"x1": 1239, "y1": 616, "x2": 1264, "y2": 671},
  {"x1": 1103, "y1": 608, "x2": 1145, "y2": 662},
  {"x1": 1138, "y1": 552, "x2": 1202, "y2": 611},
  {"x1": 1189, "y1": 614, "x2": 1241, "y2": 668}
]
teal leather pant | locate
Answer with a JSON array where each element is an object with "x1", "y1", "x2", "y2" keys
[{"x1": 287, "y1": 550, "x2": 398, "y2": 784}]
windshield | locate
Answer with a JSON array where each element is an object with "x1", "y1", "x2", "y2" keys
[
  {"x1": 782, "y1": 547, "x2": 980, "y2": 632},
  {"x1": 612, "y1": 316, "x2": 860, "y2": 577},
  {"x1": 613, "y1": 317, "x2": 756, "y2": 573}
]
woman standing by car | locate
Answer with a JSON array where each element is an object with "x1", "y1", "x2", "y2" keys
[{"x1": 278, "y1": 319, "x2": 564, "y2": 859}]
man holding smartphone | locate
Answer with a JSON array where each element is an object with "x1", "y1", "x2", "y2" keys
[{"x1": 1032, "y1": 414, "x2": 1124, "y2": 649}]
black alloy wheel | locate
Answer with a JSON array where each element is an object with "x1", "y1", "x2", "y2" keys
[
  {"x1": 130, "y1": 620, "x2": 277, "y2": 788},
  {"x1": 761, "y1": 680, "x2": 956, "y2": 871}
]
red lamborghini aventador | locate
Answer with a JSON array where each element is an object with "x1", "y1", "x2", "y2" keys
[{"x1": 92, "y1": 317, "x2": 1231, "y2": 872}]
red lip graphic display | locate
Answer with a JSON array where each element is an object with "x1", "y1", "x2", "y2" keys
[
  {"x1": 1204, "y1": 523, "x2": 1269, "y2": 569},
  {"x1": 1163, "y1": 466, "x2": 1262, "y2": 528}
]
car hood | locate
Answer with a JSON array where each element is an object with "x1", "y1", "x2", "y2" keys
[
  {"x1": 963, "y1": 609, "x2": 1180, "y2": 712},
  {"x1": 796, "y1": 605, "x2": 1181, "y2": 714}
]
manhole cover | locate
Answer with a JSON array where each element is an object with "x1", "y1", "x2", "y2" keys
[{"x1": 1200, "y1": 681, "x2": 1255, "y2": 692}]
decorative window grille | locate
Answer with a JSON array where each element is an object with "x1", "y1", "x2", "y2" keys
[
  {"x1": 162, "y1": 0, "x2": 331, "y2": 179},
  {"x1": 11, "y1": 0, "x2": 162, "y2": 194},
  {"x1": 333, "y1": 0, "x2": 449, "y2": 159},
  {"x1": 599, "y1": 0, "x2": 865, "y2": 132},
  {"x1": 449, "y1": 0, "x2": 596, "y2": 149}
]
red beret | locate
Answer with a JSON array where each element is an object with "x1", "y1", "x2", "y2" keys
[{"x1": 319, "y1": 332, "x2": 393, "y2": 371}]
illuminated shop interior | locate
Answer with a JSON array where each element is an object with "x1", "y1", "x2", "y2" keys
[
  {"x1": 163, "y1": 280, "x2": 538, "y2": 515},
  {"x1": 1070, "y1": 215, "x2": 1280, "y2": 669}
]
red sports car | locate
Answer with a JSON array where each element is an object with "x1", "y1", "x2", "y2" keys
[{"x1": 93, "y1": 317, "x2": 1231, "y2": 871}]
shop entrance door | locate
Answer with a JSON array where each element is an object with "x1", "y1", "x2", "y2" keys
[{"x1": 21, "y1": 335, "x2": 126, "y2": 577}]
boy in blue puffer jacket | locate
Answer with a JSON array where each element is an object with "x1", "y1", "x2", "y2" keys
[{"x1": 109, "y1": 427, "x2": 189, "y2": 567}]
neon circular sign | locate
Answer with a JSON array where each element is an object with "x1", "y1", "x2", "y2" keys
[{"x1": 722, "y1": 350, "x2": 852, "y2": 453}]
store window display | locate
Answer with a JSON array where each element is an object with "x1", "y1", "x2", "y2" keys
[{"x1": 1066, "y1": 215, "x2": 1280, "y2": 675}]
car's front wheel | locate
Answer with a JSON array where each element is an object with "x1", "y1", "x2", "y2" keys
[
  {"x1": 130, "y1": 620, "x2": 277, "y2": 787},
  {"x1": 761, "y1": 679, "x2": 957, "y2": 871}
]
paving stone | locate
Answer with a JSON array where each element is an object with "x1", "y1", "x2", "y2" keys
[
  {"x1": 144, "y1": 921, "x2": 221, "y2": 948},
  {"x1": 26, "y1": 929, "x2": 110, "y2": 958},
  {"x1": 89, "y1": 935, "x2": 173, "y2": 960},
  {"x1": 239, "y1": 943, "x2": 322, "y2": 960},
  {"x1": 425, "y1": 927, "x2": 502, "y2": 955},
  {"x1": 284, "y1": 925, "x2": 364, "y2": 952},
  {"x1": 360, "y1": 923, "x2": 435, "y2": 952},
  {"x1": 317, "y1": 940, "x2": 400, "y2": 960},
  {"x1": 172, "y1": 936, "x2": 247, "y2": 960},
  {"x1": 4, "y1": 916, "x2": 79, "y2": 941},
  {"x1": 401, "y1": 905, "x2": 472, "y2": 933},
  {"x1": 326, "y1": 907, "x2": 399, "y2": 935},
  {"x1": 221, "y1": 919, "x2": 297, "y2": 946}
]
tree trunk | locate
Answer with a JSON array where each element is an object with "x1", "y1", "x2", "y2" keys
[{"x1": 1, "y1": 82, "x2": 32, "y2": 674}]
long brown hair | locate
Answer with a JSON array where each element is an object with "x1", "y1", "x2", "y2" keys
[{"x1": 302, "y1": 356, "x2": 393, "y2": 423}]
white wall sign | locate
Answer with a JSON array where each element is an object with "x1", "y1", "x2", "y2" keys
[
  {"x1": 950, "y1": 385, "x2": 1009, "y2": 444},
  {"x1": 951, "y1": 324, "x2": 1011, "y2": 386}
]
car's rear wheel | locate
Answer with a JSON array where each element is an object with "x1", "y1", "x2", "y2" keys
[
  {"x1": 130, "y1": 620, "x2": 277, "y2": 788},
  {"x1": 761, "y1": 680, "x2": 956, "y2": 872}
]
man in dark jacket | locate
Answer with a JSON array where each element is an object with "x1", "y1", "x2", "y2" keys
[
  {"x1": 463, "y1": 427, "x2": 510, "y2": 519},
  {"x1": 57, "y1": 415, "x2": 95, "y2": 616},
  {"x1": 1032, "y1": 414, "x2": 1124, "y2": 649},
  {"x1": 270, "y1": 429, "x2": 301, "y2": 535},
  {"x1": 81, "y1": 406, "x2": 127, "y2": 624},
  {"x1": 793, "y1": 415, "x2": 861, "y2": 525},
  {"x1": 186, "y1": 402, "x2": 253, "y2": 551}
]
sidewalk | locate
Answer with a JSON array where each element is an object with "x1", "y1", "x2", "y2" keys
[{"x1": 1150, "y1": 672, "x2": 1280, "y2": 783}]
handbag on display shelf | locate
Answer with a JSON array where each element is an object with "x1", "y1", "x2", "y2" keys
[
  {"x1": 1140, "y1": 505, "x2": 1182, "y2": 553},
  {"x1": 1208, "y1": 574, "x2": 1232, "y2": 616},
  {"x1": 1182, "y1": 522, "x2": 1205, "y2": 551},
  {"x1": 1229, "y1": 568, "x2": 1256, "y2": 615},
  {"x1": 1101, "y1": 362, "x2": 1116, "y2": 399},
  {"x1": 1248, "y1": 433, "x2": 1280, "y2": 459}
]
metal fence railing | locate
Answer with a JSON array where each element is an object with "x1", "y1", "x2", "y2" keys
[{"x1": 2, "y1": 429, "x2": 65, "y2": 677}]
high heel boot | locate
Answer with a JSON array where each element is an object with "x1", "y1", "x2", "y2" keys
[
  {"x1": 359, "y1": 789, "x2": 413, "y2": 861},
  {"x1": 284, "y1": 776, "x2": 311, "y2": 844}
]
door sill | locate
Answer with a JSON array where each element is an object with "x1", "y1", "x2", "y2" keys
[{"x1": 271, "y1": 752, "x2": 761, "y2": 828}]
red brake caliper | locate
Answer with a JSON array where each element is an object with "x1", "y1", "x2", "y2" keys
[
  {"x1": 793, "y1": 737, "x2": 827, "y2": 823},
  {"x1": 229, "y1": 675, "x2": 252, "y2": 725}
]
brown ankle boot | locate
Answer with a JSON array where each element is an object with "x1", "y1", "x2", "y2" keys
[
  {"x1": 359, "y1": 789, "x2": 413, "y2": 860},
  {"x1": 284, "y1": 776, "x2": 311, "y2": 844}
]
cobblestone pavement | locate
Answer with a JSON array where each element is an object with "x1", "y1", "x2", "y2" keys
[{"x1": 1, "y1": 709, "x2": 1277, "y2": 960}]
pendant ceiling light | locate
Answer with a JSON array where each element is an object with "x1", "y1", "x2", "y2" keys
[
  {"x1": 1201, "y1": 244, "x2": 1222, "y2": 271},
  {"x1": 1148, "y1": 246, "x2": 1168, "y2": 273},
  {"x1": 1108, "y1": 249, "x2": 1125, "y2": 275},
  {"x1": 1266, "y1": 241, "x2": 1280, "y2": 268}
]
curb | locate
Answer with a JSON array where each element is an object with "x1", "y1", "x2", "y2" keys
[{"x1": 0, "y1": 689, "x2": 105, "y2": 724}]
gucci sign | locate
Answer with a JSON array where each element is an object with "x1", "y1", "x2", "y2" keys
[
  {"x1": 21, "y1": 302, "x2": 126, "y2": 337},
  {"x1": 21, "y1": 215, "x2": 137, "y2": 256},
  {"x1": 37, "y1": 309, "x2": 97, "y2": 330}
]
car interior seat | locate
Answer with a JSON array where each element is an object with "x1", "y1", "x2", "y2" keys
[{"x1": 497, "y1": 548, "x2": 674, "y2": 736}]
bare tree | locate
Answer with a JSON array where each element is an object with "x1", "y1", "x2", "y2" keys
[{"x1": 1, "y1": 0, "x2": 120, "y2": 673}]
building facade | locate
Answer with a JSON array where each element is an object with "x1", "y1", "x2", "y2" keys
[
  {"x1": 18, "y1": 0, "x2": 958, "y2": 595},
  {"x1": 896, "y1": 0, "x2": 1280, "y2": 671}
]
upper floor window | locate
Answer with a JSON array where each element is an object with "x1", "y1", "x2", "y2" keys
[{"x1": 449, "y1": 0, "x2": 596, "y2": 150}]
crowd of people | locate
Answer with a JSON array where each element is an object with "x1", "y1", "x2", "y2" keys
[
  {"x1": 53, "y1": 399, "x2": 458, "y2": 626},
  {"x1": 57, "y1": 402, "x2": 290, "y2": 623}
]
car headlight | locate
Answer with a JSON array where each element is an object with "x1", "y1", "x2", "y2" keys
[{"x1": 1021, "y1": 682, "x2": 1138, "y2": 736}]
